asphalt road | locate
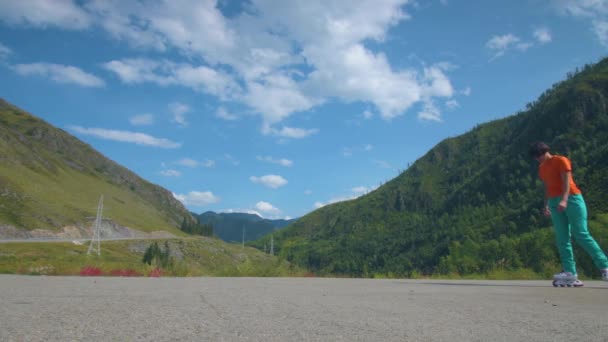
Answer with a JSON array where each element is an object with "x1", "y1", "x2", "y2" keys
[{"x1": 0, "y1": 275, "x2": 607, "y2": 342}]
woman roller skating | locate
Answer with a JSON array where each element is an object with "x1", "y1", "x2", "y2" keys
[{"x1": 529, "y1": 142, "x2": 608, "y2": 287}]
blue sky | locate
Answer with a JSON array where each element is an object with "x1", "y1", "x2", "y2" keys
[{"x1": 0, "y1": 0, "x2": 606, "y2": 219}]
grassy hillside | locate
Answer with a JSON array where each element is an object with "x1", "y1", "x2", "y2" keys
[
  {"x1": 253, "y1": 58, "x2": 608, "y2": 279},
  {"x1": 0, "y1": 238, "x2": 302, "y2": 277},
  {"x1": 0, "y1": 99, "x2": 194, "y2": 234}
]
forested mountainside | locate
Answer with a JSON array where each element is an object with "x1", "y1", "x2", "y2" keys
[{"x1": 197, "y1": 211, "x2": 295, "y2": 242}]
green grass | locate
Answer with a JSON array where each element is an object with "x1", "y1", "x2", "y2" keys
[{"x1": 0, "y1": 238, "x2": 304, "y2": 277}]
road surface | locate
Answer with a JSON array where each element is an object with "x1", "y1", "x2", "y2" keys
[{"x1": 0, "y1": 275, "x2": 606, "y2": 341}]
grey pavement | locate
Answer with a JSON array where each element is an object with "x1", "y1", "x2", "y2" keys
[{"x1": 0, "y1": 275, "x2": 607, "y2": 342}]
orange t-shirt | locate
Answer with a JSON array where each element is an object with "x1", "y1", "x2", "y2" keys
[{"x1": 538, "y1": 155, "x2": 582, "y2": 198}]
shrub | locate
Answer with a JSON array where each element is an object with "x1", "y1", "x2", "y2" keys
[
  {"x1": 148, "y1": 268, "x2": 163, "y2": 277},
  {"x1": 80, "y1": 266, "x2": 103, "y2": 276},
  {"x1": 142, "y1": 241, "x2": 173, "y2": 268}
]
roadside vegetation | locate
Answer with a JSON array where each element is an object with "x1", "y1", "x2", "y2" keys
[{"x1": 0, "y1": 237, "x2": 303, "y2": 277}]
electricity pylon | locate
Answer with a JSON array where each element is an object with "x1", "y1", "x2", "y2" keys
[
  {"x1": 87, "y1": 195, "x2": 104, "y2": 256},
  {"x1": 270, "y1": 234, "x2": 274, "y2": 255},
  {"x1": 242, "y1": 226, "x2": 245, "y2": 248}
]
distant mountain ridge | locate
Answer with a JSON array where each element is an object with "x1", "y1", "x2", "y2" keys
[
  {"x1": 195, "y1": 211, "x2": 296, "y2": 242},
  {"x1": 0, "y1": 98, "x2": 196, "y2": 237}
]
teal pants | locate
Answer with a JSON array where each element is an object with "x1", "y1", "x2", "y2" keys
[{"x1": 548, "y1": 194, "x2": 608, "y2": 275}]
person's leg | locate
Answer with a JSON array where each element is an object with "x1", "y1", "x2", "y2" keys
[
  {"x1": 548, "y1": 197, "x2": 576, "y2": 274},
  {"x1": 565, "y1": 195, "x2": 608, "y2": 270}
]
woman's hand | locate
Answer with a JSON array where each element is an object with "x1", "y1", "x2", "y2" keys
[
  {"x1": 542, "y1": 206, "x2": 551, "y2": 217},
  {"x1": 557, "y1": 199, "x2": 568, "y2": 212}
]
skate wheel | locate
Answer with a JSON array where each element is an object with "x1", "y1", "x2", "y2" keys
[{"x1": 552, "y1": 280, "x2": 558, "y2": 287}]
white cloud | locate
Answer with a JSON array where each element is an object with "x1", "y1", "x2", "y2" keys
[
  {"x1": 305, "y1": 43, "x2": 424, "y2": 120},
  {"x1": 174, "y1": 64, "x2": 240, "y2": 100},
  {"x1": 418, "y1": 100, "x2": 442, "y2": 122},
  {"x1": 84, "y1": 0, "x2": 167, "y2": 51},
  {"x1": 103, "y1": 59, "x2": 241, "y2": 99},
  {"x1": 160, "y1": 169, "x2": 181, "y2": 177},
  {"x1": 373, "y1": 159, "x2": 392, "y2": 169},
  {"x1": 13, "y1": 63, "x2": 105, "y2": 87},
  {"x1": 363, "y1": 110, "x2": 373, "y2": 119},
  {"x1": 257, "y1": 156, "x2": 293, "y2": 167},
  {"x1": 95, "y1": 1, "x2": 452, "y2": 125},
  {"x1": 486, "y1": 34, "x2": 520, "y2": 51},
  {"x1": 86, "y1": 0, "x2": 236, "y2": 57},
  {"x1": 486, "y1": 34, "x2": 521, "y2": 58},
  {"x1": 461, "y1": 87, "x2": 472, "y2": 96},
  {"x1": 220, "y1": 208, "x2": 262, "y2": 216},
  {"x1": 129, "y1": 114, "x2": 154, "y2": 126},
  {"x1": 68, "y1": 126, "x2": 181, "y2": 148},
  {"x1": 220, "y1": 208, "x2": 289, "y2": 219},
  {"x1": 224, "y1": 154, "x2": 240, "y2": 166},
  {"x1": 102, "y1": 59, "x2": 167, "y2": 84},
  {"x1": 556, "y1": 0, "x2": 608, "y2": 17},
  {"x1": 516, "y1": 42, "x2": 533, "y2": 51},
  {"x1": 421, "y1": 65, "x2": 454, "y2": 98},
  {"x1": 173, "y1": 191, "x2": 220, "y2": 207},
  {"x1": 174, "y1": 158, "x2": 214, "y2": 168},
  {"x1": 344, "y1": 144, "x2": 374, "y2": 157},
  {"x1": 304, "y1": 189, "x2": 312, "y2": 195},
  {"x1": 314, "y1": 185, "x2": 376, "y2": 208},
  {"x1": 534, "y1": 28, "x2": 552, "y2": 44},
  {"x1": 593, "y1": 20, "x2": 608, "y2": 46},
  {"x1": 255, "y1": 201, "x2": 281, "y2": 215},
  {"x1": 169, "y1": 102, "x2": 190, "y2": 127},
  {"x1": 314, "y1": 196, "x2": 355, "y2": 209},
  {"x1": 557, "y1": 1, "x2": 608, "y2": 46},
  {"x1": 487, "y1": 28, "x2": 553, "y2": 58},
  {"x1": 263, "y1": 125, "x2": 319, "y2": 139},
  {"x1": 0, "y1": 42, "x2": 12, "y2": 59},
  {"x1": 0, "y1": 0, "x2": 92, "y2": 29},
  {"x1": 352, "y1": 186, "x2": 370, "y2": 194},
  {"x1": 245, "y1": 73, "x2": 321, "y2": 125},
  {"x1": 446, "y1": 99, "x2": 459, "y2": 110},
  {"x1": 177, "y1": 158, "x2": 199, "y2": 167},
  {"x1": 10, "y1": 0, "x2": 458, "y2": 127},
  {"x1": 250, "y1": 174, "x2": 288, "y2": 189},
  {"x1": 216, "y1": 107, "x2": 238, "y2": 121}
]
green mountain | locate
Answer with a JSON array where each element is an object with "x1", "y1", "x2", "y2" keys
[
  {"x1": 196, "y1": 211, "x2": 296, "y2": 243},
  {"x1": 0, "y1": 98, "x2": 196, "y2": 237},
  {"x1": 253, "y1": 58, "x2": 608, "y2": 279}
]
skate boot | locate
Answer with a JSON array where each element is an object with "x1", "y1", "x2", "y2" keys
[
  {"x1": 601, "y1": 269, "x2": 608, "y2": 281},
  {"x1": 552, "y1": 271, "x2": 584, "y2": 287}
]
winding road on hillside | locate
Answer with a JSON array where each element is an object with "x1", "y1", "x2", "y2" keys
[
  {"x1": 0, "y1": 237, "x2": 175, "y2": 243},
  {"x1": 0, "y1": 275, "x2": 606, "y2": 341}
]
